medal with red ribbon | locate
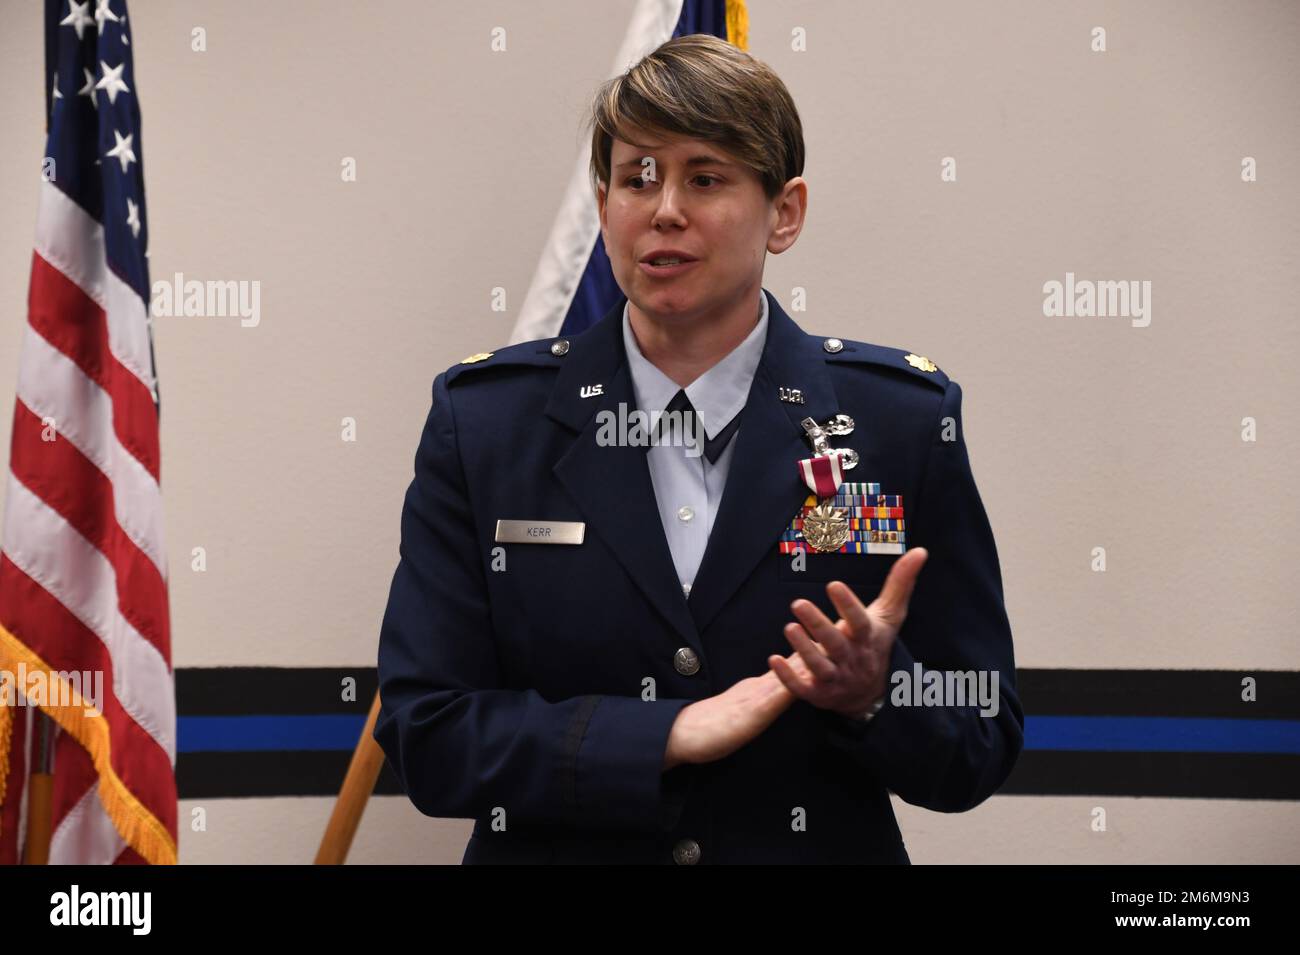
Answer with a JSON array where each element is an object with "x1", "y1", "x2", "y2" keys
[
  {"x1": 797, "y1": 452, "x2": 845, "y2": 498},
  {"x1": 794, "y1": 415, "x2": 860, "y2": 552}
]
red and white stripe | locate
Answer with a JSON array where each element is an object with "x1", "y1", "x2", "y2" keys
[
  {"x1": 797, "y1": 453, "x2": 845, "y2": 499},
  {"x1": 0, "y1": 180, "x2": 175, "y2": 865}
]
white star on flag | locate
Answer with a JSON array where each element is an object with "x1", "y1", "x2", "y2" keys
[
  {"x1": 95, "y1": 60, "x2": 130, "y2": 104},
  {"x1": 106, "y1": 129, "x2": 136, "y2": 173},
  {"x1": 125, "y1": 197, "x2": 141, "y2": 237},
  {"x1": 60, "y1": 0, "x2": 94, "y2": 40},
  {"x1": 78, "y1": 67, "x2": 98, "y2": 109},
  {"x1": 94, "y1": 0, "x2": 119, "y2": 34}
]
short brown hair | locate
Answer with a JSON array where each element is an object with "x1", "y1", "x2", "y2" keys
[{"x1": 586, "y1": 34, "x2": 805, "y2": 202}]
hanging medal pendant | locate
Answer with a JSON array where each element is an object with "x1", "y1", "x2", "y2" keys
[
  {"x1": 795, "y1": 445, "x2": 852, "y2": 553},
  {"x1": 802, "y1": 499, "x2": 852, "y2": 552},
  {"x1": 795, "y1": 414, "x2": 861, "y2": 553}
]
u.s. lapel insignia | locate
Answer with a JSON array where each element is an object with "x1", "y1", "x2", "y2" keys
[
  {"x1": 778, "y1": 483, "x2": 908, "y2": 556},
  {"x1": 904, "y1": 353, "x2": 937, "y2": 373}
]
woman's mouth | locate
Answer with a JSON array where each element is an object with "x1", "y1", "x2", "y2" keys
[{"x1": 638, "y1": 258, "x2": 699, "y2": 278}]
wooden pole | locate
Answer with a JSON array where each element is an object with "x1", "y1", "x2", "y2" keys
[
  {"x1": 315, "y1": 691, "x2": 386, "y2": 864},
  {"x1": 22, "y1": 711, "x2": 55, "y2": 864}
]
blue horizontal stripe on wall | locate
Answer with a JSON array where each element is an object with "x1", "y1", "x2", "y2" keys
[
  {"x1": 1025, "y1": 716, "x2": 1300, "y2": 754},
  {"x1": 176, "y1": 714, "x2": 1300, "y2": 755},
  {"x1": 179, "y1": 715, "x2": 368, "y2": 752}
]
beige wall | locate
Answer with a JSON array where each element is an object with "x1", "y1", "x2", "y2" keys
[{"x1": 1, "y1": 1, "x2": 1297, "y2": 863}]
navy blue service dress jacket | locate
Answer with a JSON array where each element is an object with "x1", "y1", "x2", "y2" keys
[{"x1": 374, "y1": 288, "x2": 1023, "y2": 864}]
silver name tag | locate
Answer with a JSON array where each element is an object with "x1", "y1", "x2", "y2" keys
[{"x1": 494, "y1": 519, "x2": 585, "y2": 545}]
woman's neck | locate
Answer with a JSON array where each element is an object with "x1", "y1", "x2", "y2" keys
[{"x1": 628, "y1": 292, "x2": 762, "y2": 388}]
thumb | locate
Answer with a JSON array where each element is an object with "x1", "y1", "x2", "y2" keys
[{"x1": 872, "y1": 547, "x2": 928, "y2": 625}]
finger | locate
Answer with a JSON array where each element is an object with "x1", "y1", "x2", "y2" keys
[
  {"x1": 871, "y1": 547, "x2": 929, "y2": 625},
  {"x1": 768, "y1": 654, "x2": 816, "y2": 699},
  {"x1": 784, "y1": 621, "x2": 838, "y2": 681},
  {"x1": 826, "y1": 580, "x2": 873, "y2": 643},
  {"x1": 782, "y1": 648, "x2": 820, "y2": 678},
  {"x1": 756, "y1": 665, "x2": 795, "y2": 697},
  {"x1": 789, "y1": 598, "x2": 852, "y2": 661}
]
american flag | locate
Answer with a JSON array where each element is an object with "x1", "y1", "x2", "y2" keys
[{"x1": 0, "y1": 0, "x2": 175, "y2": 865}]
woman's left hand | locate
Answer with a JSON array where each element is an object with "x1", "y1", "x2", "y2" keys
[{"x1": 768, "y1": 547, "x2": 928, "y2": 717}]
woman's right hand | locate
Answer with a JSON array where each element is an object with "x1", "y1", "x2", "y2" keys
[{"x1": 663, "y1": 653, "x2": 813, "y2": 769}]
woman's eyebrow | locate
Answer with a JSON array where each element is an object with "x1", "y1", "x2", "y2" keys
[{"x1": 614, "y1": 155, "x2": 736, "y2": 169}]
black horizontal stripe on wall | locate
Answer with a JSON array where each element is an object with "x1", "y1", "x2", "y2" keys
[
  {"x1": 177, "y1": 667, "x2": 1300, "y2": 718},
  {"x1": 179, "y1": 751, "x2": 407, "y2": 801},
  {"x1": 176, "y1": 667, "x2": 379, "y2": 715},
  {"x1": 1017, "y1": 669, "x2": 1299, "y2": 719},
  {"x1": 173, "y1": 667, "x2": 1300, "y2": 801},
  {"x1": 1002, "y1": 752, "x2": 1300, "y2": 801},
  {"x1": 175, "y1": 750, "x2": 1300, "y2": 802}
]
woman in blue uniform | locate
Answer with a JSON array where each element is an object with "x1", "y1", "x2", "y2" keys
[{"x1": 374, "y1": 34, "x2": 1022, "y2": 864}]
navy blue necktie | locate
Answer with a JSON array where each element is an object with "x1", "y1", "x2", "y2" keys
[{"x1": 657, "y1": 389, "x2": 742, "y2": 464}]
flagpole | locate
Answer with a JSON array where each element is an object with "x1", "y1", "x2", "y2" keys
[
  {"x1": 22, "y1": 0, "x2": 59, "y2": 873},
  {"x1": 21, "y1": 712, "x2": 55, "y2": 864},
  {"x1": 314, "y1": 691, "x2": 386, "y2": 864}
]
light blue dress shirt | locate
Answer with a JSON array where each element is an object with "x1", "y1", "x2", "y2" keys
[{"x1": 621, "y1": 290, "x2": 769, "y2": 598}]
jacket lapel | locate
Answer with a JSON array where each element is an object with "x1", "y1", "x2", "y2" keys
[
  {"x1": 543, "y1": 289, "x2": 842, "y2": 648},
  {"x1": 546, "y1": 297, "x2": 701, "y2": 648},
  {"x1": 686, "y1": 290, "x2": 842, "y2": 635}
]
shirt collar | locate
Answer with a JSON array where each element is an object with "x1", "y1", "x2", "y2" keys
[{"x1": 621, "y1": 290, "x2": 769, "y2": 441}]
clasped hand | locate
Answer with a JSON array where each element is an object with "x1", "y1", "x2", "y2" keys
[
  {"x1": 769, "y1": 546, "x2": 929, "y2": 717},
  {"x1": 663, "y1": 548, "x2": 928, "y2": 770}
]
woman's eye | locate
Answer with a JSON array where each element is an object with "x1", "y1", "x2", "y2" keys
[{"x1": 622, "y1": 175, "x2": 720, "y2": 189}]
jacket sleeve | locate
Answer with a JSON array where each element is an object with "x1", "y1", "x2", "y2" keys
[
  {"x1": 817, "y1": 377, "x2": 1024, "y2": 812},
  {"x1": 374, "y1": 370, "x2": 694, "y2": 833}
]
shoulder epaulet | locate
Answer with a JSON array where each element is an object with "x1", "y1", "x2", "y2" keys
[
  {"x1": 444, "y1": 336, "x2": 571, "y2": 387},
  {"x1": 818, "y1": 336, "x2": 950, "y2": 392}
]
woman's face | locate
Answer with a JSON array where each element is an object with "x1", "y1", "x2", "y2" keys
[{"x1": 597, "y1": 129, "x2": 803, "y2": 326}]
